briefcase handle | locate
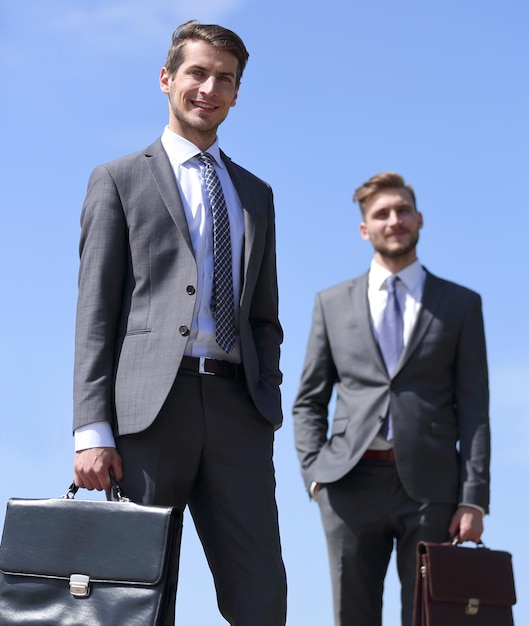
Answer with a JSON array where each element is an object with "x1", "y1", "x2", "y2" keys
[
  {"x1": 63, "y1": 476, "x2": 130, "y2": 503},
  {"x1": 451, "y1": 536, "x2": 486, "y2": 548}
]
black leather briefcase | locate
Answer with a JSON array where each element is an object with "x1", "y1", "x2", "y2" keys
[
  {"x1": 413, "y1": 540, "x2": 516, "y2": 626},
  {"x1": 0, "y1": 483, "x2": 182, "y2": 625}
]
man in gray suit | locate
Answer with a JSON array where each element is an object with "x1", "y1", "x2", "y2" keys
[
  {"x1": 72, "y1": 21, "x2": 286, "y2": 626},
  {"x1": 293, "y1": 171, "x2": 490, "y2": 626}
]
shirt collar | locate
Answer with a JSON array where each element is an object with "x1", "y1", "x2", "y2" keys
[
  {"x1": 369, "y1": 258, "x2": 423, "y2": 292},
  {"x1": 161, "y1": 126, "x2": 224, "y2": 169}
]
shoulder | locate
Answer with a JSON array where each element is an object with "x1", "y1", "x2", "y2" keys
[
  {"x1": 424, "y1": 269, "x2": 483, "y2": 316},
  {"x1": 220, "y1": 151, "x2": 271, "y2": 193},
  {"x1": 424, "y1": 268, "x2": 482, "y2": 302},
  {"x1": 317, "y1": 273, "x2": 367, "y2": 304},
  {"x1": 91, "y1": 139, "x2": 163, "y2": 175}
]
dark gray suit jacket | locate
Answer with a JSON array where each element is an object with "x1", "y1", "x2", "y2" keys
[
  {"x1": 293, "y1": 270, "x2": 490, "y2": 512},
  {"x1": 73, "y1": 138, "x2": 283, "y2": 436}
]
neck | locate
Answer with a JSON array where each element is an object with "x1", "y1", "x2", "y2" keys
[
  {"x1": 167, "y1": 121, "x2": 218, "y2": 152},
  {"x1": 374, "y1": 252, "x2": 417, "y2": 274}
]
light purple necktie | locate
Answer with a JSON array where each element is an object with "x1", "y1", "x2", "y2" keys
[
  {"x1": 378, "y1": 275, "x2": 403, "y2": 440},
  {"x1": 199, "y1": 152, "x2": 235, "y2": 353}
]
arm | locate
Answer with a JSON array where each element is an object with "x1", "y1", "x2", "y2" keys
[
  {"x1": 453, "y1": 292, "x2": 490, "y2": 520},
  {"x1": 243, "y1": 186, "x2": 284, "y2": 429},
  {"x1": 73, "y1": 165, "x2": 128, "y2": 489},
  {"x1": 293, "y1": 293, "x2": 338, "y2": 490},
  {"x1": 247, "y1": 186, "x2": 283, "y2": 389}
]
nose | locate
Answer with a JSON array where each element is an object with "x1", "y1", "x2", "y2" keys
[
  {"x1": 388, "y1": 209, "x2": 401, "y2": 225},
  {"x1": 199, "y1": 75, "x2": 217, "y2": 95}
]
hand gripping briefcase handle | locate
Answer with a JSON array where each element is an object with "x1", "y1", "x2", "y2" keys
[
  {"x1": 413, "y1": 539, "x2": 517, "y2": 626},
  {"x1": 64, "y1": 475, "x2": 129, "y2": 502},
  {"x1": 0, "y1": 479, "x2": 182, "y2": 626}
]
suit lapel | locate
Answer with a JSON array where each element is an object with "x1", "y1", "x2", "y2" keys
[
  {"x1": 221, "y1": 153, "x2": 259, "y2": 247},
  {"x1": 349, "y1": 274, "x2": 387, "y2": 372},
  {"x1": 395, "y1": 269, "x2": 445, "y2": 373},
  {"x1": 144, "y1": 139, "x2": 194, "y2": 253},
  {"x1": 144, "y1": 143, "x2": 266, "y2": 307},
  {"x1": 221, "y1": 153, "x2": 266, "y2": 302}
]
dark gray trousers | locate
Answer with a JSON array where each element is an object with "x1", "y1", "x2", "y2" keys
[
  {"x1": 317, "y1": 459, "x2": 454, "y2": 626},
  {"x1": 116, "y1": 371, "x2": 287, "y2": 626}
]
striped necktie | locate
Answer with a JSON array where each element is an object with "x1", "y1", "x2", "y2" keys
[{"x1": 198, "y1": 152, "x2": 235, "y2": 353}]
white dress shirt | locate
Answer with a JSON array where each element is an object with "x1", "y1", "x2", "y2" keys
[
  {"x1": 75, "y1": 128, "x2": 245, "y2": 451},
  {"x1": 367, "y1": 258, "x2": 426, "y2": 450}
]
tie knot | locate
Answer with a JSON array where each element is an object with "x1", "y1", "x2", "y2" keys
[
  {"x1": 198, "y1": 152, "x2": 215, "y2": 167},
  {"x1": 386, "y1": 275, "x2": 399, "y2": 294}
]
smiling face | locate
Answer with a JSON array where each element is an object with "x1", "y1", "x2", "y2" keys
[
  {"x1": 160, "y1": 39, "x2": 240, "y2": 150},
  {"x1": 359, "y1": 187, "x2": 423, "y2": 272}
]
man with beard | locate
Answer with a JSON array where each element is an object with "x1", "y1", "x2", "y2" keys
[{"x1": 292, "y1": 172, "x2": 490, "y2": 626}]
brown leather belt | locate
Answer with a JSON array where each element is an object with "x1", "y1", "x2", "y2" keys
[
  {"x1": 179, "y1": 356, "x2": 243, "y2": 380},
  {"x1": 361, "y1": 449, "x2": 395, "y2": 462}
]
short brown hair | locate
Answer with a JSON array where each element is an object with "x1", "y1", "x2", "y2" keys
[
  {"x1": 353, "y1": 172, "x2": 417, "y2": 216},
  {"x1": 164, "y1": 20, "x2": 249, "y2": 86}
]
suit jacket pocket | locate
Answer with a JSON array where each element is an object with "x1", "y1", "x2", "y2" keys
[{"x1": 331, "y1": 416, "x2": 349, "y2": 437}]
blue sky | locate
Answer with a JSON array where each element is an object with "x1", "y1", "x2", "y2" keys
[{"x1": 1, "y1": 1, "x2": 527, "y2": 624}]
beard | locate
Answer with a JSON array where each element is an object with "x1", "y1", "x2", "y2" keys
[
  {"x1": 376, "y1": 229, "x2": 420, "y2": 260},
  {"x1": 171, "y1": 105, "x2": 221, "y2": 134}
]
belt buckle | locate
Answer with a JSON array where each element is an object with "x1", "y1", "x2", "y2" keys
[{"x1": 199, "y1": 357, "x2": 215, "y2": 375}]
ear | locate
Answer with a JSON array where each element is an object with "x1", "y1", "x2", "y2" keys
[
  {"x1": 417, "y1": 211, "x2": 424, "y2": 229},
  {"x1": 359, "y1": 221, "x2": 371, "y2": 241},
  {"x1": 160, "y1": 67, "x2": 170, "y2": 94}
]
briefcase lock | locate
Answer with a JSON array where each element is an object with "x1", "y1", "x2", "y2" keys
[
  {"x1": 465, "y1": 598, "x2": 480, "y2": 616},
  {"x1": 69, "y1": 573, "x2": 91, "y2": 598}
]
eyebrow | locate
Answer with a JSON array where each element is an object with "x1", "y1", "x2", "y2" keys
[{"x1": 373, "y1": 202, "x2": 413, "y2": 212}]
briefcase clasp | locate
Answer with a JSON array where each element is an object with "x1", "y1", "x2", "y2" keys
[
  {"x1": 70, "y1": 573, "x2": 91, "y2": 598},
  {"x1": 465, "y1": 598, "x2": 480, "y2": 616}
]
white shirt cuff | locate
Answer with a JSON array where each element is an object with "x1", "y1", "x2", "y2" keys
[
  {"x1": 459, "y1": 502, "x2": 486, "y2": 516},
  {"x1": 74, "y1": 422, "x2": 116, "y2": 452},
  {"x1": 309, "y1": 481, "x2": 320, "y2": 499}
]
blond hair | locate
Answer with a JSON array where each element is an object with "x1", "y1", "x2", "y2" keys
[{"x1": 353, "y1": 172, "x2": 417, "y2": 216}]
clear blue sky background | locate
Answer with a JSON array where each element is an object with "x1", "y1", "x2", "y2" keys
[{"x1": 1, "y1": 1, "x2": 527, "y2": 624}]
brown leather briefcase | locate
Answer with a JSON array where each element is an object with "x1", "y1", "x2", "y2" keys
[{"x1": 413, "y1": 541, "x2": 516, "y2": 626}]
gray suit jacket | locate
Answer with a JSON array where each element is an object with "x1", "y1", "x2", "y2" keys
[
  {"x1": 293, "y1": 270, "x2": 490, "y2": 512},
  {"x1": 74, "y1": 138, "x2": 283, "y2": 436}
]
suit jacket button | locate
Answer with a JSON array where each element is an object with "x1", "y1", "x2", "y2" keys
[
  {"x1": 186, "y1": 285, "x2": 196, "y2": 295},
  {"x1": 179, "y1": 325, "x2": 190, "y2": 336}
]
